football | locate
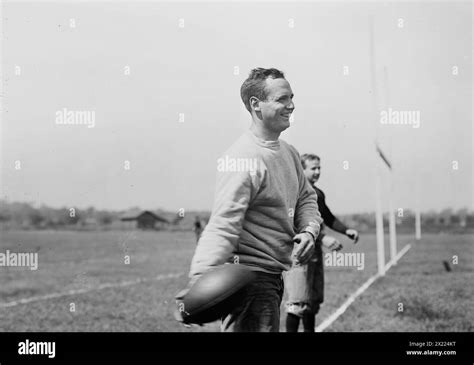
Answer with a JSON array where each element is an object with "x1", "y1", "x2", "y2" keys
[{"x1": 175, "y1": 264, "x2": 258, "y2": 324}]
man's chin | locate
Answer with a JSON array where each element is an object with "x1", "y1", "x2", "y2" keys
[{"x1": 280, "y1": 121, "x2": 291, "y2": 131}]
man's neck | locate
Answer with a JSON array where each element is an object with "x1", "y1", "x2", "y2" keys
[{"x1": 249, "y1": 123, "x2": 280, "y2": 141}]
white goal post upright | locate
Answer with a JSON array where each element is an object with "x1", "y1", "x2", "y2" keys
[
  {"x1": 384, "y1": 66, "x2": 398, "y2": 263},
  {"x1": 415, "y1": 174, "x2": 422, "y2": 240},
  {"x1": 370, "y1": 17, "x2": 398, "y2": 275},
  {"x1": 376, "y1": 144, "x2": 396, "y2": 272},
  {"x1": 370, "y1": 16, "x2": 386, "y2": 276},
  {"x1": 415, "y1": 209, "x2": 421, "y2": 240},
  {"x1": 389, "y1": 169, "x2": 397, "y2": 261},
  {"x1": 374, "y1": 170, "x2": 386, "y2": 276}
]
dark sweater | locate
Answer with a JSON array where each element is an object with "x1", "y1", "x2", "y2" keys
[{"x1": 313, "y1": 186, "x2": 348, "y2": 234}]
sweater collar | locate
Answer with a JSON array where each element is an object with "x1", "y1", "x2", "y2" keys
[{"x1": 245, "y1": 130, "x2": 280, "y2": 149}]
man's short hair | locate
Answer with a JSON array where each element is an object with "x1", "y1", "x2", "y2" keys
[
  {"x1": 240, "y1": 68, "x2": 286, "y2": 113},
  {"x1": 301, "y1": 153, "x2": 320, "y2": 169}
]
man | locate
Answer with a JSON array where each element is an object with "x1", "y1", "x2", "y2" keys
[
  {"x1": 285, "y1": 154, "x2": 359, "y2": 332},
  {"x1": 177, "y1": 68, "x2": 322, "y2": 332}
]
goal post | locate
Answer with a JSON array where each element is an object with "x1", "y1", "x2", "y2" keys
[
  {"x1": 375, "y1": 143, "x2": 396, "y2": 275},
  {"x1": 415, "y1": 174, "x2": 422, "y2": 240},
  {"x1": 370, "y1": 17, "x2": 405, "y2": 275}
]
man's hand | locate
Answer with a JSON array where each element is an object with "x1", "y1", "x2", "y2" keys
[
  {"x1": 345, "y1": 229, "x2": 359, "y2": 244},
  {"x1": 173, "y1": 306, "x2": 202, "y2": 328},
  {"x1": 293, "y1": 232, "x2": 315, "y2": 265},
  {"x1": 174, "y1": 276, "x2": 203, "y2": 328},
  {"x1": 322, "y1": 235, "x2": 342, "y2": 252}
]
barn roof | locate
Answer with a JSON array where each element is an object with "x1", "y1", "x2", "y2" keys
[{"x1": 120, "y1": 210, "x2": 169, "y2": 223}]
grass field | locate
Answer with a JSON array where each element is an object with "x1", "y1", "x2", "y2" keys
[{"x1": 0, "y1": 230, "x2": 472, "y2": 332}]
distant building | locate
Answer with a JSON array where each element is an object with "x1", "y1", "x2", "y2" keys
[{"x1": 120, "y1": 210, "x2": 169, "y2": 230}]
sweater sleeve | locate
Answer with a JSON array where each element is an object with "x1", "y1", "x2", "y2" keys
[
  {"x1": 189, "y1": 162, "x2": 263, "y2": 278},
  {"x1": 316, "y1": 188, "x2": 348, "y2": 234}
]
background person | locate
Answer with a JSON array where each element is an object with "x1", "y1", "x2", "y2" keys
[{"x1": 285, "y1": 153, "x2": 359, "y2": 332}]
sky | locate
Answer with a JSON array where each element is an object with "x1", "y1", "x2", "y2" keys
[{"x1": 1, "y1": 1, "x2": 472, "y2": 215}]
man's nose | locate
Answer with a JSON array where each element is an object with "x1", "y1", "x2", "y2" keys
[{"x1": 287, "y1": 100, "x2": 295, "y2": 110}]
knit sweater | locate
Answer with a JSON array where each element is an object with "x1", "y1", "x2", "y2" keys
[{"x1": 189, "y1": 130, "x2": 322, "y2": 277}]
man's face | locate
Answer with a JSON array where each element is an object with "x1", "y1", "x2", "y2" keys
[
  {"x1": 257, "y1": 78, "x2": 295, "y2": 133},
  {"x1": 303, "y1": 159, "x2": 321, "y2": 185}
]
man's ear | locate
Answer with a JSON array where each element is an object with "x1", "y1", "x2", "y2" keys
[{"x1": 250, "y1": 96, "x2": 261, "y2": 112}]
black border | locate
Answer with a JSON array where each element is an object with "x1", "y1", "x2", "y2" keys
[{"x1": 0, "y1": 332, "x2": 472, "y2": 363}]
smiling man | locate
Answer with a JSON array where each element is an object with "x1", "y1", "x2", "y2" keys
[{"x1": 180, "y1": 68, "x2": 322, "y2": 332}]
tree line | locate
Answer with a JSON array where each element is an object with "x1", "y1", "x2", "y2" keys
[{"x1": 0, "y1": 200, "x2": 472, "y2": 233}]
